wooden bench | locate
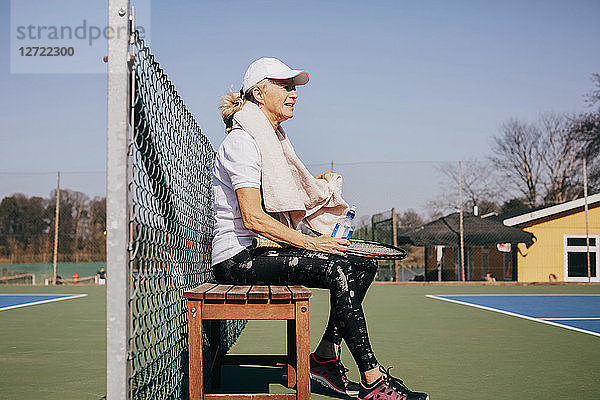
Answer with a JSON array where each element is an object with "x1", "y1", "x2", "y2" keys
[{"x1": 184, "y1": 283, "x2": 313, "y2": 400}]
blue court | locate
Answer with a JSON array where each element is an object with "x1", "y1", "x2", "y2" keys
[
  {"x1": 0, "y1": 294, "x2": 87, "y2": 311},
  {"x1": 427, "y1": 294, "x2": 600, "y2": 337}
]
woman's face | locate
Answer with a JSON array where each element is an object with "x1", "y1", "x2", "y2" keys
[{"x1": 259, "y1": 79, "x2": 297, "y2": 126}]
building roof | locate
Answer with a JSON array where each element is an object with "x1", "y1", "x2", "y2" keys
[
  {"x1": 397, "y1": 212, "x2": 535, "y2": 247},
  {"x1": 503, "y1": 193, "x2": 600, "y2": 227}
]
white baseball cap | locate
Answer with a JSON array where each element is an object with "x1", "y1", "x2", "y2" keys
[{"x1": 241, "y1": 57, "x2": 309, "y2": 94}]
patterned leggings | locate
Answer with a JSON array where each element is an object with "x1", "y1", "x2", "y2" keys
[{"x1": 213, "y1": 246, "x2": 379, "y2": 372}]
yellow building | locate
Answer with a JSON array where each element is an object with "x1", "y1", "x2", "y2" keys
[{"x1": 503, "y1": 194, "x2": 600, "y2": 282}]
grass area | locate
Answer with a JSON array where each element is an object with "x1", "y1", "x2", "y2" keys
[{"x1": 1, "y1": 284, "x2": 599, "y2": 399}]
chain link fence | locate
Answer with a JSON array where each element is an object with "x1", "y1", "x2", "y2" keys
[
  {"x1": 354, "y1": 209, "x2": 425, "y2": 281},
  {"x1": 127, "y1": 29, "x2": 245, "y2": 400}
]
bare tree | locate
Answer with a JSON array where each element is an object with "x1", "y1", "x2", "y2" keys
[
  {"x1": 575, "y1": 73, "x2": 600, "y2": 162},
  {"x1": 433, "y1": 159, "x2": 502, "y2": 214},
  {"x1": 396, "y1": 209, "x2": 424, "y2": 234},
  {"x1": 490, "y1": 118, "x2": 543, "y2": 208},
  {"x1": 569, "y1": 112, "x2": 600, "y2": 194},
  {"x1": 539, "y1": 112, "x2": 584, "y2": 204},
  {"x1": 485, "y1": 74, "x2": 600, "y2": 208},
  {"x1": 585, "y1": 73, "x2": 600, "y2": 108},
  {"x1": 572, "y1": 112, "x2": 600, "y2": 156},
  {"x1": 570, "y1": 73, "x2": 600, "y2": 192}
]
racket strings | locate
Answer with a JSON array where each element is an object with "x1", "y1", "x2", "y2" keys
[
  {"x1": 252, "y1": 238, "x2": 406, "y2": 259},
  {"x1": 350, "y1": 242, "x2": 399, "y2": 255}
]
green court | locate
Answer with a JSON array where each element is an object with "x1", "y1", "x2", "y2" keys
[
  {"x1": 1, "y1": 284, "x2": 599, "y2": 400},
  {"x1": 0, "y1": 285, "x2": 106, "y2": 400}
]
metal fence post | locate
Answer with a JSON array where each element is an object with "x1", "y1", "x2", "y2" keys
[
  {"x1": 107, "y1": 1, "x2": 131, "y2": 399},
  {"x1": 392, "y1": 208, "x2": 399, "y2": 281}
]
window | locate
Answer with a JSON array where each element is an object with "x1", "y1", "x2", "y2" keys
[
  {"x1": 564, "y1": 235, "x2": 599, "y2": 282},
  {"x1": 567, "y1": 237, "x2": 596, "y2": 247}
]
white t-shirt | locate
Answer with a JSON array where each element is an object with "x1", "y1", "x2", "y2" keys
[{"x1": 212, "y1": 129, "x2": 261, "y2": 265}]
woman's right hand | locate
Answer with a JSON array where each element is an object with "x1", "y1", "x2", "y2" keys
[
  {"x1": 314, "y1": 172, "x2": 340, "y2": 183},
  {"x1": 306, "y1": 236, "x2": 349, "y2": 256}
]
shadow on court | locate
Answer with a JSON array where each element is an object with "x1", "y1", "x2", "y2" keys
[{"x1": 212, "y1": 365, "x2": 350, "y2": 398}]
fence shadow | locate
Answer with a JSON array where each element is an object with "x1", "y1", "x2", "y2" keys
[{"x1": 211, "y1": 365, "x2": 351, "y2": 398}]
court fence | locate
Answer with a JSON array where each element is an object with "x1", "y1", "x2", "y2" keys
[
  {"x1": 106, "y1": 4, "x2": 245, "y2": 398},
  {"x1": 355, "y1": 209, "x2": 425, "y2": 281}
]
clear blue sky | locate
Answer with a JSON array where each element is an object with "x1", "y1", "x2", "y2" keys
[{"x1": 1, "y1": 0, "x2": 599, "y2": 216}]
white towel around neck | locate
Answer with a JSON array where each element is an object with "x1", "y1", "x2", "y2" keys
[{"x1": 231, "y1": 101, "x2": 348, "y2": 234}]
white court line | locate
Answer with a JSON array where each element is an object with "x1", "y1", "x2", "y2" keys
[
  {"x1": 540, "y1": 317, "x2": 600, "y2": 321},
  {"x1": 0, "y1": 294, "x2": 87, "y2": 312},
  {"x1": 426, "y1": 295, "x2": 600, "y2": 338},
  {"x1": 426, "y1": 293, "x2": 600, "y2": 296}
]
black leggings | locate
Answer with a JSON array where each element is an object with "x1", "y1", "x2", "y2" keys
[{"x1": 213, "y1": 246, "x2": 379, "y2": 372}]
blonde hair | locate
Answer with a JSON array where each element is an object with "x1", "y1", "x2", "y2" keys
[
  {"x1": 219, "y1": 80, "x2": 269, "y2": 133},
  {"x1": 219, "y1": 91, "x2": 245, "y2": 134}
]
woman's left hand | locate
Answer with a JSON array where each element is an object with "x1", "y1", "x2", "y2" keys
[{"x1": 315, "y1": 172, "x2": 340, "y2": 182}]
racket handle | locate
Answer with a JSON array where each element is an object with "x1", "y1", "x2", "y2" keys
[{"x1": 252, "y1": 238, "x2": 284, "y2": 249}]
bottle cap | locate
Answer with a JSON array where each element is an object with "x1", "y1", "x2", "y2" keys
[{"x1": 347, "y1": 206, "x2": 357, "y2": 219}]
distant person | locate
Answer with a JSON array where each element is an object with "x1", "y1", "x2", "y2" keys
[
  {"x1": 549, "y1": 273, "x2": 558, "y2": 283},
  {"x1": 96, "y1": 267, "x2": 106, "y2": 285},
  {"x1": 484, "y1": 272, "x2": 496, "y2": 283},
  {"x1": 212, "y1": 57, "x2": 428, "y2": 399}
]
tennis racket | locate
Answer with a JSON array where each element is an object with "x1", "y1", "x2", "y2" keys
[{"x1": 252, "y1": 238, "x2": 407, "y2": 260}]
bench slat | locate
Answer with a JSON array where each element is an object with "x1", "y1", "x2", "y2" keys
[
  {"x1": 183, "y1": 282, "x2": 218, "y2": 300},
  {"x1": 227, "y1": 285, "x2": 252, "y2": 300},
  {"x1": 287, "y1": 285, "x2": 312, "y2": 300},
  {"x1": 248, "y1": 285, "x2": 270, "y2": 300},
  {"x1": 270, "y1": 286, "x2": 291, "y2": 300},
  {"x1": 184, "y1": 284, "x2": 311, "y2": 301},
  {"x1": 205, "y1": 284, "x2": 234, "y2": 300}
]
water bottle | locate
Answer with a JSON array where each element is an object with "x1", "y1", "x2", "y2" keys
[{"x1": 331, "y1": 206, "x2": 357, "y2": 239}]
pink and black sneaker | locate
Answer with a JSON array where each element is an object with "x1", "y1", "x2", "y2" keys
[
  {"x1": 358, "y1": 366, "x2": 428, "y2": 400},
  {"x1": 310, "y1": 352, "x2": 360, "y2": 396}
]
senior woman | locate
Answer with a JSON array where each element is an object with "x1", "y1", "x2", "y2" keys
[{"x1": 212, "y1": 57, "x2": 428, "y2": 400}]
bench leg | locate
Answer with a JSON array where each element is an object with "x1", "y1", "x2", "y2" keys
[
  {"x1": 295, "y1": 300, "x2": 310, "y2": 400},
  {"x1": 188, "y1": 300, "x2": 204, "y2": 400},
  {"x1": 210, "y1": 320, "x2": 222, "y2": 388},
  {"x1": 287, "y1": 319, "x2": 296, "y2": 388}
]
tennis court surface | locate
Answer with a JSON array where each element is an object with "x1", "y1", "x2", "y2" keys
[
  {"x1": 428, "y1": 294, "x2": 600, "y2": 336},
  {"x1": 0, "y1": 293, "x2": 87, "y2": 311},
  {"x1": 2, "y1": 285, "x2": 599, "y2": 400}
]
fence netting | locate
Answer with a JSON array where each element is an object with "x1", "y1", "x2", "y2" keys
[
  {"x1": 355, "y1": 210, "x2": 399, "y2": 280},
  {"x1": 128, "y1": 30, "x2": 245, "y2": 400}
]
